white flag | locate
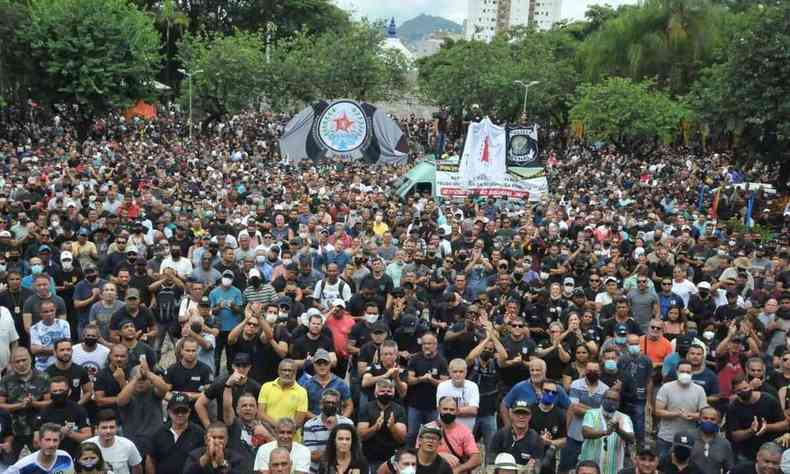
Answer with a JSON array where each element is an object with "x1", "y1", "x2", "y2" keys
[{"x1": 459, "y1": 117, "x2": 507, "y2": 183}]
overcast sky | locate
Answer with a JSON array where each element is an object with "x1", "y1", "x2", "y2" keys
[{"x1": 333, "y1": 0, "x2": 639, "y2": 26}]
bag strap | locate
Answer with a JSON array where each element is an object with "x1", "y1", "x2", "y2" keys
[{"x1": 441, "y1": 427, "x2": 467, "y2": 462}]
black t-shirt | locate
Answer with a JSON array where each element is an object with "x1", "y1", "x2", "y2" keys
[
  {"x1": 601, "y1": 317, "x2": 642, "y2": 338},
  {"x1": 730, "y1": 463, "x2": 758, "y2": 474},
  {"x1": 349, "y1": 321, "x2": 375, "y2": 359},
  {"x1": 361, "y1": 363, "x2": 407, "y2": 401},
  {"x1": 444, "y1": 322, "x2": 484, "y2": 363},
  {"x1": 417, "y1": 455, "x2": 453, "y2": 474},
  {"x1": 164, "y1": 361, "x2": 213, "y2": 395},
  {"x1": 129, "y1": 272, "x2": 154, "y2": 306},
  {"x1": 489, "y1": 427, "x2": 545, "y2": 466},
  {"x1": 290, "y1": 332, "x2": 335, "y2": 361},
  {"x1": 359, "y1": 400, "x2": 407, "y2": 462},
  {"x1": 658, "y1": 457, "x2": 704, "y2": 474},
  {"x1": 361, "y1": 274, "x2": 395, "y2": 298},
  {"x1": 36, "y1": 400, "x2": 90, "y2": 456},
  {"x1": 500, "y1": 335, "x2": 537, "y2": 388},
  {"x1": 538, "y1": 341, "x2": 572, "y2": 381},
  {"x1": 228, "y1": 333, "x2": 274, "y2": 384},
  {"x1": 203, "y1": 375, "x2": 262, "y2": 424},
  {"x1": 45, "y1": 363, "x2": 91, "y2": 404},
  {"x1": 530, "y1": 405, "x2": 567, "y2": 445},
  {"x1": 406, "y1": 352, "x2": 448, "y2": 410},
  {"x1": 727, "y1": 393, "x2": 784, "y2": 459},
  {"x1": 359, "y1": 341, "x2": 385, "y2": 368},
  {"x1": 149, "y1": 422, "x2": 206, "y2": 474},
  {"x1": 109, "y1": 306, "x2": 156, "y2": 334}
]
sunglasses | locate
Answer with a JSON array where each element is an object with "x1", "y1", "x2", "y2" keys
[
  {"x1": 510, "y1": 324, "x2": 525, "y2": 329},
  {"x1": 650, "y1": 326, "x2": 663, "y2": 330}
]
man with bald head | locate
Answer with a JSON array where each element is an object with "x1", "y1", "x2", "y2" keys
[{"x1": 500, "y1": 359, "x2": 571, "y2": 425}]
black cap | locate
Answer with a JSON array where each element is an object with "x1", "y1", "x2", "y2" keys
[
  {"x1": 371, "y1": 322, "x2": 389, "y2": 334},
  {"x1": 168, "y1": 392, "x2": 191, "y2": 410},
  {"x1": 615, "y1": 324, "x2": 628, "y2": 337},
  {"x1": 673, "y1": 431, "x2": 694, "y2": 449},
  {"x1": 232, "y1": 353, "x2": 251, "y2": 366},
  {"x1": 637, "y1": 441, "x2": 658, "y2": 457},
  {"x1": 511, "y1": 400, "x2": 532, "y2": 413}
]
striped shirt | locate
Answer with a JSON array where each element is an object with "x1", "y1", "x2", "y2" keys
[
  {"x1": 303, "y1": 414, "x2": 353, "y2": 474},
  {"x1": 243, "y1": 283, "x2": 276, "y2": 304},
  {"x1": 579, "y1": 408, "x2": 633, "y2": 474}
]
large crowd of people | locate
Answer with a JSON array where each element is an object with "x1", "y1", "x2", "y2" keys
[{"x1": 0, "y1": 103, "x2": 788, "y2": 474}]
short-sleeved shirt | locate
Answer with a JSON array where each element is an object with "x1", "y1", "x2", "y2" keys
[
  {"x1": 503, "y1": 380, "x2": 571, "y2": 410},
  {"x1": 6, "y1": 449, "x2": 74, "y2": 474},
  {"x1": 84, "y1": 435, "x2": 143, "y2": 474},
  {"x1": 358, "y1": 400, "x2": 407, "y2": 463},
  {"x1": 203, "y1": 374, "x2": 261, "y2": 424},
  {"x1": 656, "y1": 380, "x2": 708, "y2": 443},
  {"x1": 23, "y1": 294, "x2": 68, "y2": 325},
  {"x1": 36, "y1": 400, "x2": 90, "y2": 456},
  {"x1": 435, "y1": 379, "x2": 480, "y2": 432},
  {"x1": 147, "y1": 422, "x2": 205, "y2": 474},
  {"x1": 726, "y1": 393, "x2": 784, "y2": 460},
  {"x1": 303, "y1": 414, "x2": 354, "y2": 473},
  {"x1": 580, "y1": 409, "x2": 634, "y2": 474},
  {"x1": 568, "y1": 378, "x2": 610, "y2": 442},
  {"x1": 488, "y1": 426, "x2": 545, "y2": 466},
  {"x1": 617, "y1": 353, "x2": 653, "y2": 402},
  {"x1": 208, "y1": 286, "x2": 244, "y2": 331},
  {"x1": 0, "y1": 370, "x2": 50, "y2": 436},
  {"x1": 421, "y1": 420, "x2": 479, "y2": 460},
  {"x1": 29, "y1": 319, "x2": 71, "y2": 371},
  {"x1": 253, "y1": 440, "x2": 311, "y2": 472},
  {"x1": 258, "y1": 379, "x2": 308, "y2": 438},
  {"x1": 300, "y1": 374, "x2": 351, "y2": 415},
  {"x1": 499, "y1": 335, "x2": 537, "y2": 387},
  {"x1": 88, "y1": 300, "x2": 125, "y2": 341},
  {"x1": 406, "y1": 352, "x2": 448, "y2": 410},
  {"x1": 45, "y1": 363, "x2": 91, "y2": 404}
]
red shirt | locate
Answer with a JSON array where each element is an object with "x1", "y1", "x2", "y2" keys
[{"x1": 324, "y1": 312, "x2": 356, "y2": 359}]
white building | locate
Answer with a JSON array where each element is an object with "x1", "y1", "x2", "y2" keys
[
  {"x1": 465, "y1": 0, "x2": 562, "y2": 41},
  {"x1": 381, "y1": 18, "x2": 415, "y2": 63}
]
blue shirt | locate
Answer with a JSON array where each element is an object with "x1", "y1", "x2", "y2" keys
[
  {"x1": 300, "y1": 374, "x2": 352, "y2": 415},
  {"x1": 503, "y1": 380, "x2": 571, "y2": 409},
  {"x1": 209, "y1": 286, "x2": 244, "y2": 331},
  {"x1": 6, "y1": 449, "x2": 74, "y2": 474},
  {"x1": 20, "y1": 275, "x2": 56, "y2": 296}
]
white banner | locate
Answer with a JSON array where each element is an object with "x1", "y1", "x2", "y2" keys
[{"x1": 459, "y1": 117, "x2": 507, "y2": 183}]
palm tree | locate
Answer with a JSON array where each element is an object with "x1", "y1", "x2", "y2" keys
[
  {"x1": 580, "y1": 0, "x2": 726, "y2": 95},
  {"x1": 154, "y1": 0, "x2": 189, "y2": 88}
]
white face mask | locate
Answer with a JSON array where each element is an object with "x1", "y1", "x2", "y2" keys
[
  {"x1": 61, "y1": 261, "x2": 73, "y2": 271},
  {"x1": 364, "y1": 314, "x2": 379, "y2": 324},
  {"x1": 265, "y1": 312, "x2": 278, "y2": 324},
  {"x1": 703, "y1": 331, "x2": 715, "y2": 340},
  {"x1": 400, "y1": 467, "x2": 416, "y2": 474},
  {"x1": 221, "y1": 277, "x2": 233, "y2": 287},
  {"x1": 677, "y1": 372, "x2": 692, "y2": 385}
]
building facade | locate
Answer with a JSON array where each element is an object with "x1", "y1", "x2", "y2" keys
[{"x1": 465, "y1": 0, "x2": 562, "y2": 41}]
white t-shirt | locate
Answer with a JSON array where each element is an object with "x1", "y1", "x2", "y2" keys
[
  {"x1": 84, "y1": 435, "x2": 142, "y2": 474},
  {"x1": 254, "y1": 441, "x2": 311, "y2": 473},
  {"x1": 29, "y1": 319, "x2": 71, "y2": 371},
  {"x1": 436, "y1": 379, "x2": 480, "y2": 431},
  {"x1": 73, "y1": 343, "x2": 110, "y2": 382},
  {"x1": 671, "y1": 279, "x2": 698, "y2": 307},
  {"x1": 313, "y1": 279, "x2": 352, "y2": 309},
  {"x1": 0, "y1": 306, "x2": 20, "y2": 371}
]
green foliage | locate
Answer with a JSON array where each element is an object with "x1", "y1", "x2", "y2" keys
[
  {"x1": 0, "y1": 0, "x2": 34, "y2": 104},
  {"x1": 687, "y1": 3, "x2": 790, "y2": 186},
  {"x1": 22, "y1": 0, "x2": 160, "y2": 120},
  {"x1": 570, "y1": 77, "x2": 689, "y2": 155},
  {"x1": 417, "y1": 28, "x2": 581, "y2": 127},
  {"x1": 177, "y1": 30, "x2": 267, "y2": 119},
  {"x1": 578, "y1": 0, "x2": 728, "y2": 95}
]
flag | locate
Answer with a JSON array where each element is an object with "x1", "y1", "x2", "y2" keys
[
  {"x1": 506, "y1": 124, "x2": 541, "y2": 167},
  {"x1": 278, "y1": 99, "x2": 408, "y2": 165},
  {"x1": 709, "y1": 189, "x2": 720, "y2": 218},
  {"x1": 459, "y1": 117, "x2": 507, "y2": 182},
  {"x1": 696, "y1": 185, "x2": 706, "y2": 212},
  {"x1": 745, "y1": 192, "x2": 755, "y2": 228}
]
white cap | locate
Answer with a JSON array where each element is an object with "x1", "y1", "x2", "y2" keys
[
  {"x1": 332, "y1": 298, "x2": 346, "y2": 309},
  {"x1": 248, "y1": 268, "x2": 261, "y2": 279},
  {"x1": 697, "y1": 281, "x2": 711, "y2": 290},
  {"x1": 494, "y1": 453, "x2": 518, "y2": 469},
  {"x1": 60, "y1": 251, "x2": 73, "y2": 261},
  {"x1": 563, "y1": 277, "x2": 575, "y2": 286}
]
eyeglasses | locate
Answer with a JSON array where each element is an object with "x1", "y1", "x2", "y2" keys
[
  {"x1": 650, "y1": 326, "x2": 663, "y2": 330},
  {"x1": 510, "y1": 324, "x2": 525, "y2": 329},
  {"x1": 590, "y1": 278, "x2": 600, "y2": 282},
  {"x1": 638, "y1": 280, "x2": 647, "y2": 283}
]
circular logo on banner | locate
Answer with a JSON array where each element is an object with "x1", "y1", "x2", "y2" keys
[
  {"x1": 315, "y1": 101, "x2": 370, "y2": 154},
  {"x1": 510, "y1": 135, "x2": 538, "y2": 164}
]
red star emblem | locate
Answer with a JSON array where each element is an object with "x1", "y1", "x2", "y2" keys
[
  {"x1": 333, "y1": 113, "x2": 354, "y2": 133},
  {"x1": 481, "y1": 136, "x2": 490, "y2": 163}
]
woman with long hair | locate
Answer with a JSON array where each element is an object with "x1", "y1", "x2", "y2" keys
[
  {"x1": 74, "y1": 442, "x2": 111, "y2": 473},
  {"x1": 319, "y1": 423, "x2": 369, "y2": 474}
]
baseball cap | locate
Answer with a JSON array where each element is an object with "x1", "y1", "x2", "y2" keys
[
  {"x1": 221, "y1": 269, "x2": 235, "y2": 279},
  {"x1": 248, "y1": 268, "x2": 261, "y2": 279},
  {"x1": 637, "y1": 441, "x2": 658, "y2": 457},
  {"x1": 168, "y1": 392, "x2": 191, "y2": 410},
  {"x1": 78, "y1": 228, "x2": 90, "y2": 236},
  {"x1": 60, "y1": 251, "x2": 73, "y2": 262},
  {"x1": 673, "y1": 431, "x2": 694, "y2": 449},
  {"x1": 615, "y1": 323, "x2": 628, "y2": 337},
  {"x1": 371, "y1": 322, "x2": 388, "y2": 334},
  {"x1": 0, "y1": 231, "x2": 11, "y2": 238},
  {"x1": 125, "y1": 288, "x2": 140, "y2": 300},
  {"x1": 511, "y1": 400, "x2": 532, "y2": 414},
  {"x1": 572, "y1": 287, "x2": 586, "y2": 297},
  {"x1": 83, "y1": 263, "x2": 97, "y2": 273},
  {"x1": 563, "y1": 277, "x2": 575, "y2": 286},
  {"x1": 118, "y1": 318, "x2": 135, "y2": 330},
  {"x1": 332, "y1": 298, "x2": 346, "y2": 309},
  {"x1": 38, "y1": 244, "x2": 51, "y2": 253},
  {"x1": 494, "y1": 453, "x2": 519, "y2": 469},
  {"x1": 418, "y1": 424, "x2": 442, "y2": 439},
  {"x1": 232, "y1": 353, "x2": 251, "y2": 366},
  {"x1": 697, "y1": 281, "x2": 711, "y2": 290},
  {"x1": 313, "y1": 348, "x2": 331, "y2": 363}
]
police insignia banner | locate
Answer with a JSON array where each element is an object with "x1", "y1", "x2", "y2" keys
[{"x1": 506, "y1": 124, "x2": 540, "y2": 167}]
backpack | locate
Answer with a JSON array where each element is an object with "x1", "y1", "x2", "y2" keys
[{"x1": 319, "y1": 278, "x2": 347, "y2": 303}]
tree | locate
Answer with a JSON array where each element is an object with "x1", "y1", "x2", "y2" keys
[
  {"x1": 688, "y1": 3, "x2": 790, "y2": 188},
  {"x1": 177, "y1": 30, "x2": 267, "y2": 125},
  {"x1": 153, "y1": 0, "x2": 189, "y2": 88},
  {"x1": 0, "y1": 0, "x2": 33, "y2": 105},
  {"x1": 570, "y1": 77, "x2": 689, "y2": 156},
  {"x1": 22, "y1": 0, "x2": 161, "y2": 140},
  {"x1": 579, "y1": 0, "x2": 728, "y2": 95}
]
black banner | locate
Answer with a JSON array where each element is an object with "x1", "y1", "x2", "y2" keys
[{"x1": 506, "y1": 124, "x2": 540, "y2": 167}]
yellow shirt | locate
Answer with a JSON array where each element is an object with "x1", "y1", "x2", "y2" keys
[
  {"x1": 372, "y1": 221, "x2": 390, "y2": 237},
  {"x1": 258, "y1": 379, "x2": 308, "y2": 440}
]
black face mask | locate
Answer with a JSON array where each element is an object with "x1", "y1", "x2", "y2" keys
[
  {"x1": 480, "y1": 351, "x2": 494, "y2": 362},
  {"x1": 171, "y1": 250, "x2": 181, "y2": 259},
  {"x1": 86, "y1": 274, "x2": 98, "y2": 283},
  {"x1": 83, "y1": 337, "x2": 99, "y2": 347},
  {"x1": 440, "y1": 413, "x2": 456, "y2": 425},
  {"x1": 51, "y1": 392, "x2": 68, "y2": 405},
  {"x1": 586, "y1": 372, "x2": 600, "y2": 384},
  {"x1": 737, "y1": 390, "x2": 752, "y2": 402},
  {"x1": 674, "y1": 446, "x2": 691, "y2": 462},
  {"x1": 321, "y1": 404, "x2": 337, "y2": 417},
  {"x1": 249, "y1": 277, "x2": 261, "y2": 287},
  {"x1": 376, "y1": 393, "x2": 393, "y2": 404}
]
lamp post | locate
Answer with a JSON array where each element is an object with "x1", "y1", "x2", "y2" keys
[
  {"x1": 178, "y1": 68, "x2": 203, "y2": 142},
  {"x1": 266, "y1": 22, "x2": 278, "y2": 65},
  {"x1": 514, "y1": 80, "x2": 540, "y2": 117}
]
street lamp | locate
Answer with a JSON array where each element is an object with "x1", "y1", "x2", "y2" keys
[
  {"x1": 178, "y1": 68, "x2": 203, "y2": 141},
  {"x1": 514, "y1": 80, "x2": 540, "y2": 117}
]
